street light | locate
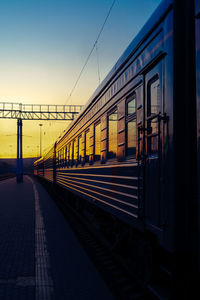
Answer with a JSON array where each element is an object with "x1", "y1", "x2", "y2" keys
[{"x1": 39, "y1": 124, "x2": 43, "y2": 157}]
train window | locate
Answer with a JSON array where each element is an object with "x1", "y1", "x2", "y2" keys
[
  {"x1": 69, "y1": 143, "x2": 72, "y2": 162},
  {"x1": 127, "y1": 97, "x2": 136, "y2": 115},
  {"x1": 59, "y1": 151, "x2": 61, "y2": 166},
  {"x1": 74, "y1": 139, "x2": 78, "y2": 161},
  {"x1": 126, "y1": 94, "x2": 136, "y2": 157},
  {"x1": 56, "y1": 151, "x2": 59, "y2": 165},
  {"x1": 147, "y1": 77, "x2": 161, "y2": 154},
  {"x1": 94, "y1": 122, "x2": 101, "y2": 161},
  {"x1": 57, "y1": 151, "x2": 59, "y2": 165},
  {"x1": 59, "y1": 151, "x2": 61, "y2": 165},
  {"x1": 108, "y1": 110, "x2": 118, "y2": 158},
  {"x1": 62, "y1": 147, "x2": 65, "y2": 166},
  {"x1": 148, "y1": 77, "x2": 160, "y2": 117},
  {"x1": 67, "y1": 144, "x2": 70, "y2": 163},
  {"x1": 85, "y1": 131, "x2": 90, "y2": 162},
  {"x1": 65, "y1": 146, "x2": 67, "y2": 164},
  {"x1": 72, "y1": 140, "x2": 76, "y2": 162},
  {"x1": 61, "y1": 149, "x2": 63, "y2": 166},
  {"x1": 78, "y1": 135, "x2": 82, "y2": 162},
  {"x1": 72, "y1": 141, "x2": 74, "y2": 162},
  {"x1": 63, "y1": 148, "x2": 65, "y2": 165},
  {"x1": 127, "y1": 120, "x2": 136, "y2": 156}
]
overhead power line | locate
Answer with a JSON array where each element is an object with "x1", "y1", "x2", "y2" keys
[
  {"x1": 96, "y1": 42, "x2": 101, "y2": 85},
  {"x1": 65, "y1": 0, "x2": 116, "y2": 105}
]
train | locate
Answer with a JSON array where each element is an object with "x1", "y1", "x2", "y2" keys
[{"x1": 34, "y1": 0, "x2": 200, "y2": 296}]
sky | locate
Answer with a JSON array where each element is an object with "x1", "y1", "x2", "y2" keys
[{"x1": 0, "y1": 0, "x2": 162, "y2": 158}]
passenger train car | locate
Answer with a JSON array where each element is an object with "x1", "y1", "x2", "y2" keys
[{"x1": 34, "y1": 0, "x2": 200, "y2": 294}]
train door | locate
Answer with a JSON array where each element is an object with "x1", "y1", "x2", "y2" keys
[{"x1": 144, "y1": 61, "x2": 165, "y2": 231}]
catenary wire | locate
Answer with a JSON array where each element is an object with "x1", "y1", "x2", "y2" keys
[{"x1": 65, "y1": 0, "x2": 116, "y2": 105}]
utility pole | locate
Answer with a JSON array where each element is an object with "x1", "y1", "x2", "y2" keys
[
  {"x1": 16, "y1": 118, "x2": 23, "y2": 183},
  {"x1": 39, "y1": 124, "x2": 43, "y2": 157}
]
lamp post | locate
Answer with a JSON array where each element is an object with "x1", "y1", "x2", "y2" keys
[{"x1": 39, "y1": 124, "x2": 43, "y2": 157}]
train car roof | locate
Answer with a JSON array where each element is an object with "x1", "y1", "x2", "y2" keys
[
  {"x1": 56, "y1": 0, "x2": 173, "y2": 146},
  {"x1": 84, "y1": 0, "x2": 172, "y2": 108}
]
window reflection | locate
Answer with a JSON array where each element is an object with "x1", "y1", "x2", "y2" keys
[
  {"x1": 126, "y1": 94, "x2": 137, "y2": 157},
  {"x1": 147, "y1": 77, "x2": 160, "y2": 154},
  {"x1": 67, "y1": 144, "x2": 69, "y2": 162},
  {"x1": 63, "y1": 148, "x2": 65, "y2": 163},
  {"x1": 61, "y1": 148, "x2": 64, "y2": 166},
  {"x1": 78, "y1": 136, "x2": 82, "y2": 162},
  {"x1": 57, "y1": 151, "x2": 60, "y2": 166},
  {"x1": 95, "y1": 123, "x2": 101, "y2": 161},
  {"x1": 59, "y1": 151, "x2": 61, "y2": 166},
  {"x1": 69, "y1": 143, "x2": 72, "y2": 161},
  {"x1": 65, "y1": 146, "x2": 67, "y2": 164},
  {"x1": 58, "y1": 151, "x2": 60, "y2": 165},
  {"x1": 71, "y1": 141, "x2": 74, "y2": 162},
  {"x1": 127, "y1": 98, "x2": 136, "y2": 115},
  {"x1": 148, "y1": 78, "x2": 160, "y2": 135},
  {"x1": 127, "y1": 120, "x2": 136, "y2": 156},
  {"x1": 74, "y1": 139, "x2": 78, "y2": 161},
  {"x1": 150, "y1": 79, "x2": 160, "y2": 115},
  {"x1": 85, "y1": 131, "x2": 90, "y2": 162},
  {"x1": 108, "y1": 111, "x2": 118, "y2": 158}
]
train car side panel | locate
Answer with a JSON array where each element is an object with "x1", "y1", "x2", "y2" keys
[
  {"x1": 54, "y1": 6, "x2": 174, "y2": 251},
  {"x1": 195, "y1": 0, "x2": 200, "y2": 271}
]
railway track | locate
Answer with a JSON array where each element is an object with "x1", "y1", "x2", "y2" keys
[
  {"x1": 0, "y1": 173, "x2": 15, "y2": 181},
  {"x1": 39, "y1": 179, "x2": 156, "y2": 300}
]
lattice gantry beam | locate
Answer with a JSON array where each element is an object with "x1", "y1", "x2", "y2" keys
[{"x1": 0, "y1": 102, "x2": 83, "y2": 120}]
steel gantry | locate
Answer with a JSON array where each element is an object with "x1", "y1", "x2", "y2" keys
[
  {"x1": 0, "y1": 102, "x2": 83, "y2": 182},
  {"x1": 0, "y1": 102, "x2": 82, "y2": 120}
]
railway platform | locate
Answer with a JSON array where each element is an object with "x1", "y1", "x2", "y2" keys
[{"x1": 0, "y1": 175, "x2": 113, "y2": 300}]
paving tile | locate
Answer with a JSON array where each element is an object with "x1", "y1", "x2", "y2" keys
[{"x1": 0, "y1": 176, "x2": 113, "y2": 300}]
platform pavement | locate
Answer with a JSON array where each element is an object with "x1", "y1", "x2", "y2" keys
[{"x1": 0, "y1": 175, "x2": 113, "y2": 300}]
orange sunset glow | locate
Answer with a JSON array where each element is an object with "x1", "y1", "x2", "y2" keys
[{"x1": 0, "y1": 0, "x2": 161, "y2": 158}]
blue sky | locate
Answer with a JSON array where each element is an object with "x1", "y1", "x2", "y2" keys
[
  {"x1": 0, "y1": 0, "x2": 162, "y2": 157},
  {"x1": 0, "y1": 0, "x2": 162, "y2": 104}
]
